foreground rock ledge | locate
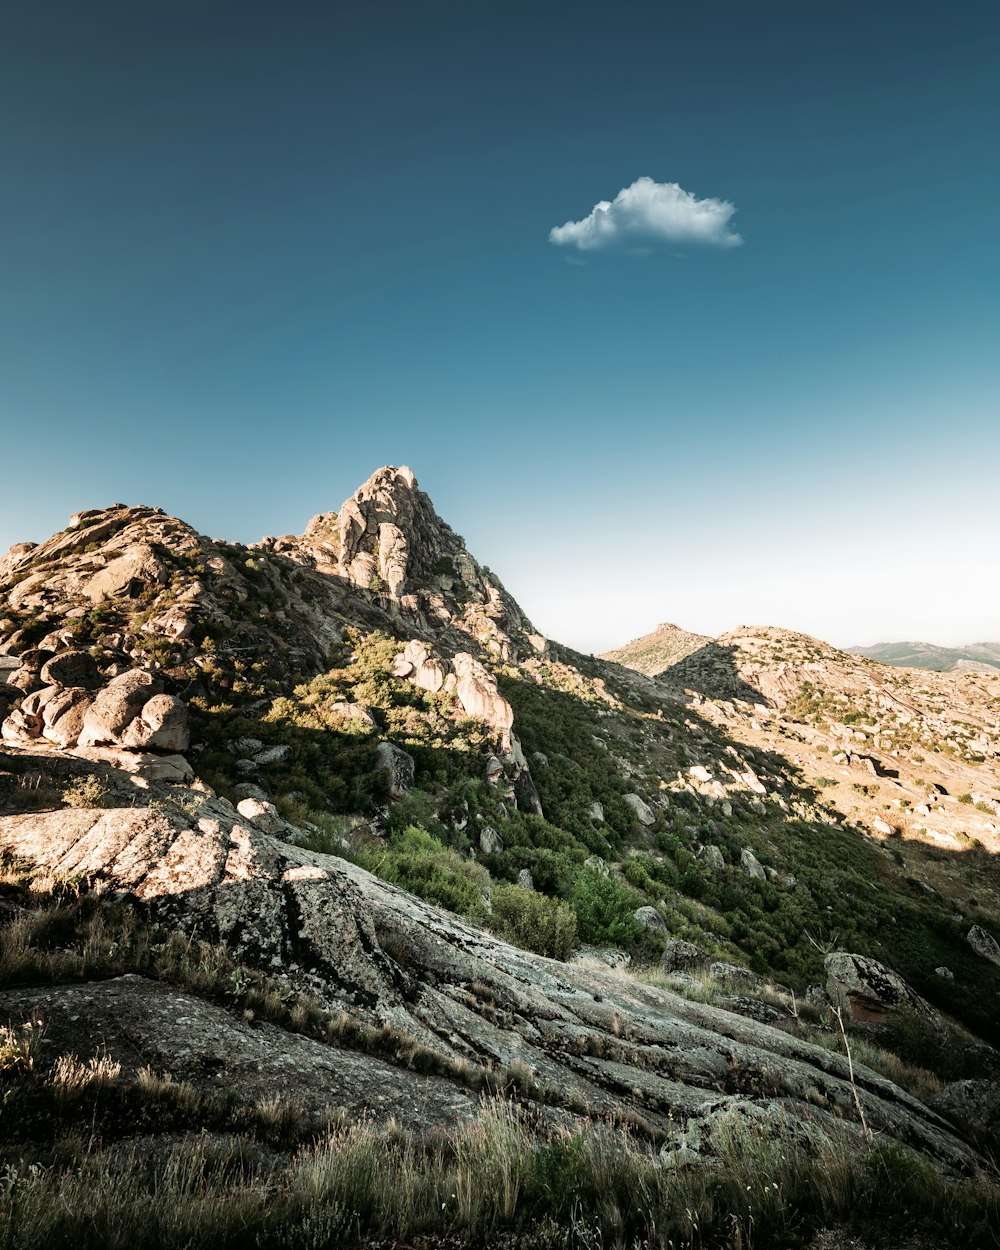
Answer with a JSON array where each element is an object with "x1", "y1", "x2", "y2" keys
[{"x1": 0, "y1": 801, "x2": 980, "y2": 1173}]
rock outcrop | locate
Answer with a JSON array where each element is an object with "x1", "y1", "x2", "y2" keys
[
  {"x1": 824, "y1": 952, "x2": 936, "y2": 1026},
  {"x1": 0, "y1": 795, "x2": 979, "y2": 1173}
]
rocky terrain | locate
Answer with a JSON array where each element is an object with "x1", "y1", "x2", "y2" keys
[{"x1": 2, "y1": 465, "x2": 999, "y2": 1248}]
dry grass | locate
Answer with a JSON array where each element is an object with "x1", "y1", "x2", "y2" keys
[{"x1": 0, "y1": 1095, "x2": 997, "y2": 1250}]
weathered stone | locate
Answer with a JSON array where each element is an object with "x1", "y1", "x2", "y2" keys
[
  {"x1": 825, "y1": 952, "x2": 936, "y2": 1025},
  {"x1": 375, "y1": 741, "x2": 415, "y2": 799},
  {"x1": 633, "y1": 905, "x2": 667, "y2": 933},
  {"x1": 516, "y1": 868, "x2": 535, "y2": 890},
  {"x1": 740, "y1": 847, "x2": 766, "y2": 881},
  {"x1": 39, "y1": 649, "x2": 103, "y2": 690},
  {"x1": 79, "y1": 670, "x2": 161, "y2": 747},
  {"x1": 479, "y1": 826, "x2": 503, "y2": 855},
  {"x1": 699, "y1": 844, "x2": 725, "y2": 872},
  {"x1": 661, "y1": 940, "x2": 710, "y2": 973},
  {"x1": 709, "y1": 962, "x2": 765, "y2": 989},
  {"x1": 623, "y1": 793, "x2": 655, "y2": 825},
  {"x1": 233, "y1": 782, "x2": 269, "y2": 803},
  {"x1": 254, "y1": 743, "x2": 292, "y2": 765},
  {"x1": 235, "y1": 798, "x2": 287, "y2": 835},
  {"x1": 452, "y1": 653, "x2": 513, "y2": 731},
  {"x1": 0, "y1": 798, "x2": 982, "y2": 1173},
  {"x1": 967, "y1": 925, "x2": 1000, "y2": 968},
  {"x1": 514, "y1": 769, "x2": 544, "y2": 817},
  {"x1": 40, "y1": 687, "x2": 94, "y2": 749},
  {"x1": 84, "y1": 544, "x2": 166, "y2": 603},
  {"x1": 588, "y1": 800, "x2": 604, "y2": 822},
  {"x1": 119, "y1": 693, "x2": 189, "y2": 752},
  {"x1": 929, "y1": 1080, "x2": 1000, "y2": 1142}
]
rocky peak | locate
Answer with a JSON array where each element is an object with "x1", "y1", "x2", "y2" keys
[{"x1": 334, "y1": 465, "x2": 448, "y2": 598}]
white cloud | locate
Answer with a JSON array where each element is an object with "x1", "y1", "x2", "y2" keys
[{"x1": 548, "y1": 176, "x2": 742, "y2": 252}]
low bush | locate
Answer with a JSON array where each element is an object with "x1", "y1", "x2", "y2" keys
[{"x1": 487, "y1": 884, "x2": 577, "y2": 961}]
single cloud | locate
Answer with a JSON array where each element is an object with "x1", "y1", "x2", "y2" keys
[{"x1": 549, "y1": 176, "x2": 742, "y2": 252}]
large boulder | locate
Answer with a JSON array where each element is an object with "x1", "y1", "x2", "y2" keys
[
  {"x1": 967, "y1": 925, "x2": 1000, "y2": 968},
  {"x1": 375, "y1": 741, "x2": 415, "y2": 799},
  {"x1": 79, "y1": 670, "x2": 160, "y2": 745},
  {"x1": 740, "y1": 847, "x2": 766, "y2": 881},
  {"x1": 235, "y1": 798, "x2": 288, "y2": 837},
  {"x1": 633, "y1": 905, "x2": 667, "y2": 933},
  {"x1": 0, "y1": 799, "x2": 983, "y2": 1175},
  {"x1": 119, "y1": 693, "x2": 189, "y2": 752},
  {"x1": 39, "y1": 649, "x2": 103, "y2": 690},
  {"x1": 824, "y1": 952, "x2": 935, "y2": 1026},
  {"x1": 929, "y1": 1079, "x2": 1000, "y2": 1143},
  {"x1": 623, "y1": 793, "x2": 655, "y2": 826},
  {"x1": 452, "y1": 653, "x2": 514, "y2": 731},
  {"x1": 39, "y1": 687, "x2": 95, "y2": 749},
  {"x1": 78, "y1": 671, "x2": 189, "y2": 753},
  {"x1": 662, "y1": 940, "x2": 711, "y2": 974}
]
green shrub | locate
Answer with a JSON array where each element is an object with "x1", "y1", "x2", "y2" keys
[
  {"x1": 488, "y1": 884, "x2": 577, "y2": 960},
  {"x1": 570, "y1": 867, "x2": 643, "y2": 947},
  {"x1": 352, "y1": 826, "x2": 490, "y2": 923}
]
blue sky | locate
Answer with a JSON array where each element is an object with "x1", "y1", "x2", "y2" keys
[{"x1": 1, "y1": 0, "x2": 997, "y2": 651}]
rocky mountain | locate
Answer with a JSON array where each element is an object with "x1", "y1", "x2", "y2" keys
[
  {"x1": 848, "y1": 640, "x2": 1000, "y2": 674},
  {"x1": 599, "y1": 621, "x2": 711, "y2": 675},
  {"x1": 2, "y1": 467, "x2": 1000, "y2": 1247}
]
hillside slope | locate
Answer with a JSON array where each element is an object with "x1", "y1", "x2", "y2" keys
[{"x1": 2, "y1": 466, "x2": 1000, "y2": 1246}]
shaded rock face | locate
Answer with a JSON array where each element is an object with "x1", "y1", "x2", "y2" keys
[
  {"x1": 375, "y1": 741, "x2": 415, "y2": 799},
  {"x1": 930, "y1": 1079, "x2": 1000, "y2": 1143},
  {"x1": 825, "y1": 952, "x2": 935, "y2": 1026},
  {"x1": 0, "y1": 977, "x2": 478, "y2": 1135},
  {"x1": 662, "y1": 940, "x2": 711, "y2": 974},
  {"x1": 0, "y1": 799, "x2": 980, "y2": 1175},
  {"x1": 968, "y1": 924, "x2": 1000, "y2": 968},
  {"x1": 623, "y1": 793, "x2": 655, "y2": 826}
]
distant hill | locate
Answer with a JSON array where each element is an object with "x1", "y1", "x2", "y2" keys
[
  {"x1": 848, "y1": 640, "x2": 1000, "y2": 673},
  {"x1": 599, "y1": 621, "x2": 711, "y2": 675}
]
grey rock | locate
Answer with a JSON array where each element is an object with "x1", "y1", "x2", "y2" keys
[
  {"x1": 623, "y1": 793, "x2": 655, "y2": 825},
  {"x1": 825, "y1": 952, "x2": 936, "y2": 1025},
  {"x1": 375, "y1": 741, "x2": 415, "y2": 799},
  {"x1": 661, "y1": 940, "x2": 710, "y2": 973},
  {"x1": 699, "y1": 844, "x2": 725, "y2": 872},
  {"x1": 583, "y1": 855, "x2": 610, "y2": 877},
  {"x1": 633, "y1": 905, "x2": 667, "y2": 933},
  {"x1": 253, "y1": 744, "x2": 292, "y2": 766},
  {"x1": 0, "y1": 800, "x2": 981, "y2": 1173},
  {"x1": 235, "y1": 798, "x2": 287, "y2": 836},
  {"x1": 78, "y1": 670, "x2": 160, "y2": 746},
  {"x1": 967, "y1": 924, "x2": 1000, "y2": 968},
  {"x1": 233, "y1": 782, "x2": 269, "y2": 803},
  {"x1": 479, "y1": 826, "x2": 503, "y2": 856},
  {"x1": 929, "y1": 1080, "x2": 1000, "y2": 1141},
  {"x1": 516, "y1": 868, "x2": 535, "y2": 891},
  {"x1": 740, "y1": 847, "x2": 767, "y2": 881}
]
